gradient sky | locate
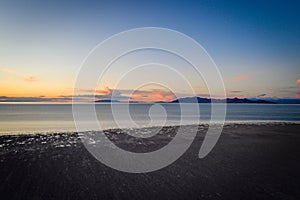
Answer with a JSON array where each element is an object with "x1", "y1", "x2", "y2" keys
[{"x1": 0, "y1": 0, "x2": 300, "y2": 102}]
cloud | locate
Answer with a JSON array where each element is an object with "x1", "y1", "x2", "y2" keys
[
  {"x1": 0, "y1": 96, "x2": 73, "y2": 102},
  {"x1": 76, "y1": 86, "x2": 176, "y2": 102},
  {"x1": 129, "y1": 89, "x2": 175, "y2": 102},
  {"x1": 73, "y1": 86, "x2": 129, "y2": 102},
  {"x1": 96, "y1": 86, "x2": 113, "y2": 95},
  {"x1": 0, "y1": 94, "x2": 119, "y2": 103},
  {"x1": 1, "y1": 86, "x2": 212, "y2": 103},
  {"x1": 0, "y1": 68, "x2": 16, "y2": 74},
  {"x1": 294, "y1": 92, "x2": 300, "y2": 98},
  {"x1": 227, "y1": 75, "x2": 249, "y2": 82},
  {"x1": 1, "y1": 68, "x2": 38, "y2": 82},
  {"x1": 257, "y1": 93, "x2": 266, "y2": 97},
  {"x1": 230, "y1": 90, "x2": 242, "y2": 93},
  {"x1": 23, "y1": 75, "x2": 38, "y2": 82}
]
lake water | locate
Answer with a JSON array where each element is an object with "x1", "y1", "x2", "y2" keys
[{"x1": 0, "y1": 104, "x2": 299, "y2": 135}]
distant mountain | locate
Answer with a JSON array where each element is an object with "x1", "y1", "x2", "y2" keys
[
  {"x1": 167, "y1": 97, "x2": 275, "y2": 104},
  {"x1": 225, "y1": 97, "x2": 274, "y2": 104},
  {"x1": 95, "y1": 97, "x2": 299, "y2": 104},
  {"x1": 95, "y1": 100, "x2": 142, "y2": 103},
  {"x1": 95, "y1": 99, "x2": 119, "y2": 103},
  {"x1": 250, "y1": 98, "x2": 300, "y2": 104},
  {"x1": 170, "y1": 97, "x2": 211, "y2": 103}
]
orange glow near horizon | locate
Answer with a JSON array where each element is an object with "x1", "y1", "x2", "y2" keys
[
  {"x1": 129, "y1": 91, "x2": 175, "y2": 102},
  {"x1": 0, "y1": 85, "x2": 72, "y2": 98},
  {"x1": 227, "y1": 75, "x2": 249, "y2": 82}
]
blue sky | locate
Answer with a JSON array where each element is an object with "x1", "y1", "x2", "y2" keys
[{"x1": 0, "y1": 0, "x2": 299, "y2": 101}]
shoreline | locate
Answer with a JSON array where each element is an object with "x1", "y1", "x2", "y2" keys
[
  {"x1": 0, "y1": 121, "x2": 299, "y2": 136},
  {"x1": 1, "y1": 123, "x2": 300, "y2": 199}
]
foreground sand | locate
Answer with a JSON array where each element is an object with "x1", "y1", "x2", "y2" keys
[{"x1": 0, "y1": 123, "x2": 300, "y2": 199}]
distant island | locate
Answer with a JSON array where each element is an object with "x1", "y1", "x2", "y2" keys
[
  {"x1": 165, "y1": 97, "x2": 275, "y2": 104},
  {"x1": 95, "y1": 97, "x2": 300, "y2": 104},
  {"x1": 95, "y1": 99, "x2": 119, "y2": 103},
  {"x1": 95, "y1": 96, "x2": 300, "y2": 104}
]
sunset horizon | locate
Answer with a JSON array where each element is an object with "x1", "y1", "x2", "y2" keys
[
  {"x1": 1, "y1": 1, "x2": 300, "y2": 199},
  {"x1": 1, "y1": 1, "x2": 300, "y2": 103}
]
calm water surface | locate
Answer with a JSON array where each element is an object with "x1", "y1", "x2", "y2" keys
[{"x1": 0, "y1": 104, "x2": 299, "y2": 135}]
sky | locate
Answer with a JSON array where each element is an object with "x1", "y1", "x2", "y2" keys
[{"x1": 0, "y1": 0, "x2": 300, "y2": 102}]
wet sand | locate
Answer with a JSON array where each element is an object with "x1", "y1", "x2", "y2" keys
[{"x1": 0, "y1": 123, "x2": 300, "y2": 199}]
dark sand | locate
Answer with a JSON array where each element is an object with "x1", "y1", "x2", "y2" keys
[{"x1": 0, "y1": 123, "x2": 300, "y2": 200}]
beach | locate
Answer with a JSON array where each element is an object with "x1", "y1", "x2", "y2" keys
[{"x1": 0, "y1": 123, "x2": 300, "y2": 199}]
